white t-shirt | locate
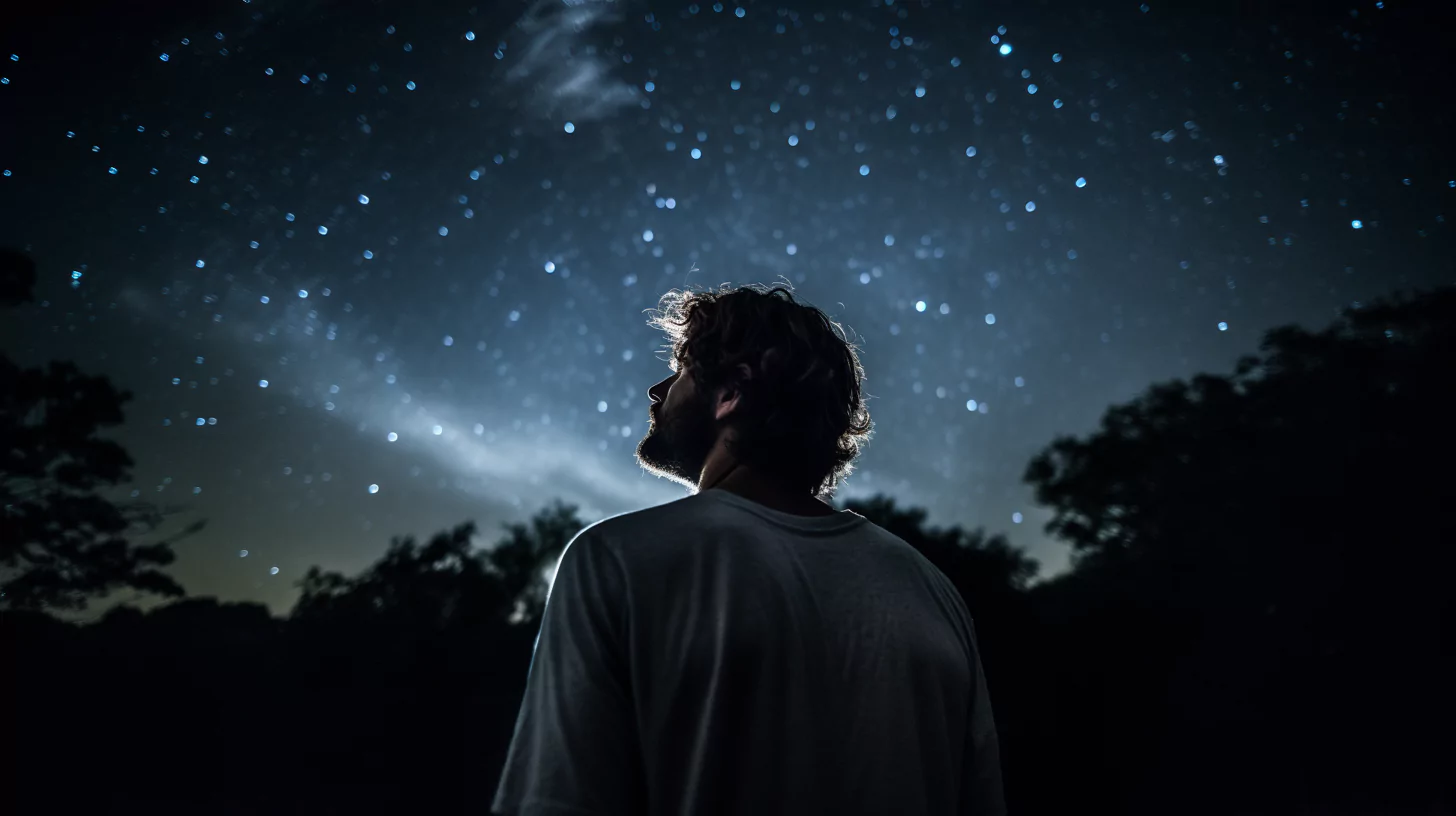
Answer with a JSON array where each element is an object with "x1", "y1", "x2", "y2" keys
[{"x1": 492, "y1": 487, "x2": 1006, "y2": 816}]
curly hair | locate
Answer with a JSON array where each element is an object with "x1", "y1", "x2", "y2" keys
[{"x1": 646, "y1": 282, "x2": 873, "y2": 498}]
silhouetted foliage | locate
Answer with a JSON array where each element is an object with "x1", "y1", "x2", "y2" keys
[
  {"x1": 294, "y1": 522, "x2": 507, "y2": 628},
  {"x1": 0, "y1": 248, "x2": 195, "y2": 611},
  {"x1": 281, "y1": 500, "x2": 586, "y2": 813},
  {"x1": 292, "y1": 498, "x2": 585, "y2": 629},
  {"x1": 1022, "y1": 287, "x2": 1456, "y2": 814},
  {"x1": 5, "y1": 499, "x2": 588, "y2": 814}
]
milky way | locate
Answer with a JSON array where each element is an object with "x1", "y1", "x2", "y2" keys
[{"x1": 2, "y1": 0, "x2": 1450, "y2": 613}]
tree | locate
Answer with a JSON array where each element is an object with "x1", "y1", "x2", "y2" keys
[
  {"x1": 1022, "y1": 287, "x2": 1456, "y2": 813},
  {"x1": 488, "y1": 499, "x2": 589, "y2": 624},
  {"x1": 0, "y1": 248, "x2": 192, "y2": 611},
  {"x1": 293, "y1": 522, "x2": 505, "y2": 629},
  {"x1": 1026, "y1": 287, "x2": 1456, "y2": 616},
  {"x1": 291, "y1": 499, "x2": 586, "y2": 629},
  {"x1": 283, "y1": 502, "x2": 587, "y2": 813}
]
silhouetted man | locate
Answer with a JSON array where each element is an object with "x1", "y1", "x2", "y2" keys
[{"x1": 492, "y1": 284, "x2": 1006, "y2": 816}]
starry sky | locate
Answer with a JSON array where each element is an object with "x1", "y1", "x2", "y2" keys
[{"x1": 2, "y1": 0, "x2": 1450, "y2": 615}]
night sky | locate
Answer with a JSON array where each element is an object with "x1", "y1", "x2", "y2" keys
[{"x1": 2, "y1": 0, "x2": 1450, "y2": 615}]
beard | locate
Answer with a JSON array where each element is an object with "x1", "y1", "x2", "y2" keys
[{"x1": 635, "y1": 389, "x2": 719, "y2": 491}]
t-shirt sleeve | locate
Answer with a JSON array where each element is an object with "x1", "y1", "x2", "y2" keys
[
  {"x1": 960, "y1": 618, "x2": 1008, "y2": 816},
  {"x1": 491, "y1": 530, "x2": 645, "y2": 816}
]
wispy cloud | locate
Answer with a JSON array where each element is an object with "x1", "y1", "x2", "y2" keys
[{"x1": 499, "y1": 0, "x2": 643, "y2": 124}]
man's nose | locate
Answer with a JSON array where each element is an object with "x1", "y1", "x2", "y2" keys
[{"x1": 648, "y1": 374, "x2": 674, "y2": 403}]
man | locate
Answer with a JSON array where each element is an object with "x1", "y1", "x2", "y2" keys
[{"x1": 492, "y1": 283, "x2": 1006, "y2": 816}]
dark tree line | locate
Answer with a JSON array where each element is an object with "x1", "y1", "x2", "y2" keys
[
  {"x1": 3, "y1": 247, "x2": 1451, "y2": 814},
  {"x1": 1, "y1": 248, "x2": 202, "y2": 611},
  {"x1": 1012, "y1": 287, "x2": 1456, "y2": 814}
]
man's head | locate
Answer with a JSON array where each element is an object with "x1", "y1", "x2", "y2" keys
[{"x1": 635, "y1": 283, "x2": 873, "y2": 498}]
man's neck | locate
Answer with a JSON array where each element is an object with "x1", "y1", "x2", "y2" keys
[{"x1": 702, "y1": 466, "x2": 836, "y2": 517}]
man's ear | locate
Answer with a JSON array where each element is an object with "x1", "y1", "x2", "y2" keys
[{"x1": 713, "y1": 363, "x2": 754, "y2": 421}]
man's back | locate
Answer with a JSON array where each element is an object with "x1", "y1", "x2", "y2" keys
[{"x1": 492, "y1": 487, "x2": 1005, "y2": 816}]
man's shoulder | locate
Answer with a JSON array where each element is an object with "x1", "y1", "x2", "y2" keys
[{"x1": 581, "y1": 492, "x2": 914, "y2": 561}]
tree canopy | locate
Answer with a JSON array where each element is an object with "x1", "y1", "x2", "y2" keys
[
  {"x1": 1022, "y1": 286, "x2": 1456, "y2": 812},
  {"x1": 291, "y1": 498, "x2": 586, "y2": 630},
  {"x1": 0, "y1": 249, "x2": 193, "y2": 610}
]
